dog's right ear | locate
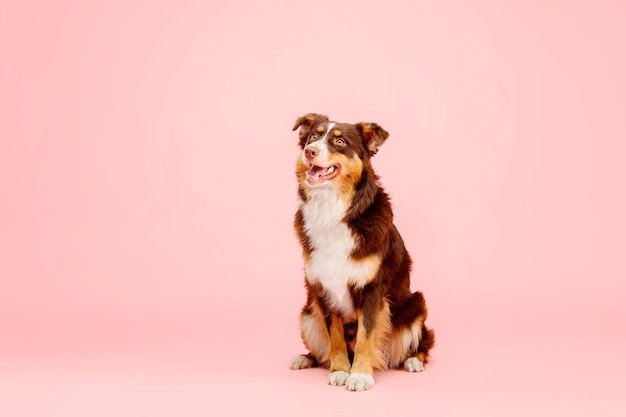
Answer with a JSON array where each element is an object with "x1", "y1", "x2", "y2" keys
[{"x1": 292, "y1": 113, "x2": 329, "y2": 148}]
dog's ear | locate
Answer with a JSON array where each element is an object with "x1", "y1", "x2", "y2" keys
[
  {"x1": 292, "y1": 113, "x2": 329, "y2": 148},
  {"x1": 356, "y1": 122, "x2": 389, "y2": 156}
]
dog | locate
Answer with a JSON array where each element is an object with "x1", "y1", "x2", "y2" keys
[{"x1": 288, "y1": 113, "x2": 435, "y2": 391}]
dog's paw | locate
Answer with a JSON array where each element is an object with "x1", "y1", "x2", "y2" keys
[
  {"x1": 289, "y1": 355, "x2": 314, "y2": 370},
  {"x1": 346, "y1": 373, "x2": 375, "y2": 391},
  {"x1": 328, "y1": 370, "x2": 349, "y2": 386},
  {"x1": 403, "y1": 357, "x2": 425, "y2": 372}
]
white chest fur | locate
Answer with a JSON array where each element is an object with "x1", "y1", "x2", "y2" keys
[{"x1": 301, "y1": 188, "x2": 373, "y2": 317}]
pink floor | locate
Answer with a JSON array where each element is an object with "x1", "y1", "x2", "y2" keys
[{"x1": 2, "y1": 300, "x2": 625, "y2": 416}]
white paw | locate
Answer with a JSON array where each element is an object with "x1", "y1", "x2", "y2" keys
[
  {"x1": 404, "y1": 357, "x2": 424, "y2": 372},
  {"x1": 346, "y1": 373, "x2": 375, "y2": 391},
  {"x1": 289, "y1": 355, "x2": 314, "y2": 370},
  {"x1": 328, "y1": 370, "x2": 349, "y2": 386}
]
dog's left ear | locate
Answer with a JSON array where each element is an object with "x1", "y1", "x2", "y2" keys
[
  {"x1": 292, "y1": 113, "x2": 329, "y2": 148},
  {"x1": 356, "y1": 122, "x2": 389, "y2": 156}
]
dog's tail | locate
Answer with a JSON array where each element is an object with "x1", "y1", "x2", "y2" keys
[{"x1": 418, "y1": 324, "x2": 436, "y2": 363}]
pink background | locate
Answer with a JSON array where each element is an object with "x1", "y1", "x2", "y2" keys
[{"x1": 2, "y1": 0, "x2": 625, "y2": 415}]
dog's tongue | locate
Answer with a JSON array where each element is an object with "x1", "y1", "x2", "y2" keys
[{"x1": 307, "y1": 165, "x2": 325, "y2": 181}]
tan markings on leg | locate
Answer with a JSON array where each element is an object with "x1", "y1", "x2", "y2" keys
[
  {"x1": 386, "y1": 315, "x2": 425, "y2": 368},
  {"x1": 327, "y1": 314, "x2": 351, "y2": 386},
  {"x1": 328, "y1": 314, "x2": 351, "y2": 373},
  {"x1": 300, "y1": 301, "x2": 330, "y2": 367},
  {"x1": 351, "y1": 302, "x2": 392, "y2": 375},
  {"x1": 346, "y1": 304, "x2": 391, "y2": 391}
]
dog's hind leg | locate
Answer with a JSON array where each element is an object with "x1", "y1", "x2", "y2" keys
[
  {"x1": 403, "y1": 323, "x2": 435, "y2": 372},
  {"x1": 289, "y1": 353, "x2": 317, "y2": 370},
  {"x1": 387, "y1": 291, "x2": 435, "y2": 371},
  {"x1": 289, "y1": 301, "x2": 330, "y2": 369}
]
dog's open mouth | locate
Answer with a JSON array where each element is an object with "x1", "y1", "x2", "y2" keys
[{"x1": 305, "y1": 164, "x2": 340, "y2": 185}]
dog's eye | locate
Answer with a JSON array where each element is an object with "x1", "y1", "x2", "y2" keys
[
  {"x1": 310, "y1": 133, "x2": 318, "y2": 140},
  {"x1": 335, "y1": 138, "x2": 345, "y2": 145}
]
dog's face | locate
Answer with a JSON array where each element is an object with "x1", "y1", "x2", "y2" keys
[{"x1": 293, "y1": 113, "x2": 389, "y2": 190}]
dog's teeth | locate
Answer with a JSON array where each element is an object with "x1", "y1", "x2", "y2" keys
[{"x1": 326, "y1": 166, "x2": 334, "y2": 174}]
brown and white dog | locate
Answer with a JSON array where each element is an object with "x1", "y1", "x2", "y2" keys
[{"x1": 289, "y1": 113, "x2": 435, "y2": 391}]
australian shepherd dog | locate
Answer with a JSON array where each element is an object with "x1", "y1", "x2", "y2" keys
[{"x1": 289, "y1": 113, "x2": 435, "y2": 391}]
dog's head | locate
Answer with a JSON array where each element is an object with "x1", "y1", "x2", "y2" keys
[{"x1": 292, "y1": 113, "x2": 389, "y2": 190}]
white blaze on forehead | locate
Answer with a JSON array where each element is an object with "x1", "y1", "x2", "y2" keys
[
  {"x1": 303, "y1": 122, "x2": 336, "y2": 164},
  {"x1": 318, "y1": 122, "x2": 336, "y2": 143}
]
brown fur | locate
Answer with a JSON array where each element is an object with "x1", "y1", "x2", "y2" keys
[{"x1": 289, "y1": 113, "x2": 435, "y2": 391}]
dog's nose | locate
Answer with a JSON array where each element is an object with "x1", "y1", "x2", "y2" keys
[{"x1": 304, "y1": 146, "x2": 318, "y2": 160}]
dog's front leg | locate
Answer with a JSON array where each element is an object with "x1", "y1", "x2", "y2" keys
[
  {"x1": 346, "y1": 304, "x2": 389, "y2": 391},
  {"x1": 346, "y1": 313, "x2": 376, "y2": 391},
  {"x1": 327, "y1": 313, "x2": 351, "y2": 386}
]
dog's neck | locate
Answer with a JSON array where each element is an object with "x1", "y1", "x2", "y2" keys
[
  {"x1": 299, "y1": 188, "x2": 347, "y2": 239},
  {"x1": 345, "y1": 164, "x2": 380, "y2": 220}
]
